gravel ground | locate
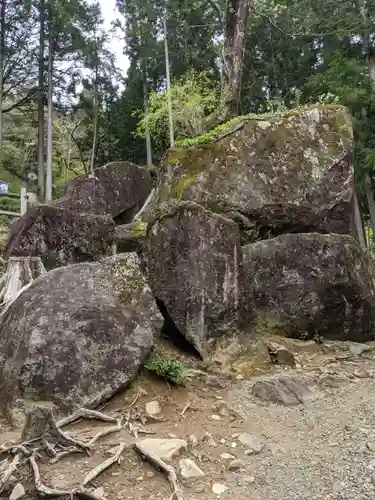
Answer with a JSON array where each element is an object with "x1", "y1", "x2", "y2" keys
[{"x1": 226, "y1": 364, "x2": 375, "y2": 500}]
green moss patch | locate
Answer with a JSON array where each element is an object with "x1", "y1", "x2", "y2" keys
[{"x1": 174, "y1": 104, "x2": 349, "y2": 149}]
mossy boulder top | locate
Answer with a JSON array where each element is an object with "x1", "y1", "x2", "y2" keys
[{"x1": 147, "y1": 105, "x2": 354, "y2": 236}]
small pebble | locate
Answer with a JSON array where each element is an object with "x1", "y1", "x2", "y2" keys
[
  {"x1": 93, "y1": 488, "x2": 105, "y2": 497},
  {"x1": 354, "y1": 369, "x2": 370, "y2": 378},
  {"x1": 211, "y1": 414, "x2": 221, "y2": 421},
  {"x1": 244, "y1": 476, "x2": 255, "y2": 484},
  {"x1": 238, "y1": 433, "x2": 265, "y2": 453},
  {"x1": 212, "y1": 483, "x2": 229, "y2": 495},
  {"x1": 136, "y1": 476, "x2": 144, "y2": 481},
  {"x1": 228, "y1": 459, "x2": 243, "y2": 471},
  {"x1": 146, "y1": 471, "x2": 155, "y2": 478},
  {"x1": 188, "y1": 434, "x2": 198, "y2": 446},
  {"x1": 220, "y1": 452, "x2": 235, "y2": 460},
  {"x1": 202, "y1": 432, "x2": 217, "y2": 447},
  {"x1": 146, "y1": 400, "x2": 162, "y2": 417},
  {"x1": 179, "y1": 458, "x2": 205, "y2": 478},
  {"x1": 236, "y1": 374, "x2": 244, "y2": 380},
  {"x1": 220, "y1": 438, "x2": 226, "y2": 444},
  {"x1": 231, "y1": 442, "x2": 237, "y2": 448},
  {"x1": 168, "y1": 433, "x2": 178, "y2": 438}
]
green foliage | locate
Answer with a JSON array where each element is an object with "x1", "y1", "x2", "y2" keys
[
  {"x1": 144, "y1": 353, "x2": 186, "y2": 384},
  {"x1": 174, "y1": 112, "x2": 261, "y2": 148},
  {"x1": 136, "y1": 70, "x2": 219, "y2": 146}
]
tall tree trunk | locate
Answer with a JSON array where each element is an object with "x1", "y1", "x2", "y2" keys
[
  {"x1": 353, "y1": 190, "x2": 367, "y2": 249},
  {"x1": 142, "y1": 60, "x2": 152, "y2": 166},
  {"x1": 45, "y1": 15, "x2": 53, "y2": 202},
  {"x1": 365, "y1": 174, "x2": 375, "y2": 245},
  {"x1": 356, "y1": 0, "x2": 375, "y2": 244},
  {"x1": 89, "y1": 60, "x2": 98, "y2": 175},
  {"x1": 37, "y1": 0, "x2": 45, "y2": 201},
  {"x1": 0, "y1": 0, "x2": 5, "y2": 157},
  {"x1": 163, "y1": 16, "x2": 174, "y2": 147},
  {"x1": 221, "y1": 0, "x2": 250, "y2": 118}
]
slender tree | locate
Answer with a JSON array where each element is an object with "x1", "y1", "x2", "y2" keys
[{"x1": 37, "y1": 0, "x2": 45, "y2": 200}]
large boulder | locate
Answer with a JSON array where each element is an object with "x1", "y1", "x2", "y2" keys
[
  {"x1": 144, "y1": 201, "x2": 243, "y2": 358},
  {"x1": 242, "y1": 233, "x2": 375, "y2": 341},
  {"x1": 4, "y1": 205, "x2": 116, "y2": 269},
  {"x1": 55, "y1": 161, "x2": 152, "y2": 223},
  {"x1": 0, "y1": 254, "x2": 162, "y2": 411},
  {"x1": 146, "y1": 106, "x2": 354, "y2": 237}
]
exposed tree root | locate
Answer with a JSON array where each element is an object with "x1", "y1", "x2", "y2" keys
[
  {"x1": 49, "y1": 446, "x2": 83, "y2": 464},
  {"x1": 0, "y1": 453, "x2": 21, "y2": 494},
  {"x1": 134, "y1": 442, "x2": 187, "y2": 500},
  {"x1": 29, "y1": 454, "x2": 71, "y2": 497},
  {"x1": 0, "y1": 405, "x2": 160, "y2": 498},
  {"x1": 58, "y1": 408, "x2": 118, "y2": 429},
  {"x1": 88, "y1": 418, "x2": 123, "y2": 447},
  {"x1": 82, "y1": 442, "x2": 126, "y2": 487}
]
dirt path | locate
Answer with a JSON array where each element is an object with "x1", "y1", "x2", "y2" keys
[{"x1": 2, "y1": 340, "x2": 375, "y2": 500}]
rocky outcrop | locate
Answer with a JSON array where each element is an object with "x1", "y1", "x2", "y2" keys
[
  {"x1": 146, "y1": 105, "x2": 354, "y2": 237},
  {"x1": 144, "y1": 201, "x2": 243, "y2": 358},
  {"x1": 242, "y1": 233, "x2": 375, "y2": 342},
  {"x1": 0, "y1": 254, "x2": 162, "y2": 411},
  {"x1": 4, "y1": 205, "x2": 116, "y2": 269},
  {"x1": 55, "y1": 161, "x2": 152, "y2": 223}
]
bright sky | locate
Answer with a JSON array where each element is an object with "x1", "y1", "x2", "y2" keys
[{"x1": 98, "y1": 0, "x2": 130, "y2": 76}]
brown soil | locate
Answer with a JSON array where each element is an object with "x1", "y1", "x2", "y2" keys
[{"x1": 1, "y1": 337, "x2": 375, "y2": 500}]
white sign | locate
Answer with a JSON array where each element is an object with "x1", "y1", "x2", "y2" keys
[{"x1": 0, "y1": 182, "x2": 8, "y2": 194}]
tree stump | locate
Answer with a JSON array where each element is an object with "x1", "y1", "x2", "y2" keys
[
  {"x1": 21, "y1": 407, "x2": 59, "y2": 442},
  {"x1": 0, "y1": 256, "x2": 46, "y2": 306}
]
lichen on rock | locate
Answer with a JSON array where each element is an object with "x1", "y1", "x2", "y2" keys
[
  {"x1": 242, "y1": 233, "x2": 375, "y2": 342},
  {"x1": 145, "y1": 105, "x2": 354, "y2": 237}
]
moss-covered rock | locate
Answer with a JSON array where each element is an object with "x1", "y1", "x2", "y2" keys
[
  {"x1": 146, "y1": 105, "x2": 354, "y2": 236},
  {"x1": 242, "y1": 233, "x2": 375, "y2": 342}
]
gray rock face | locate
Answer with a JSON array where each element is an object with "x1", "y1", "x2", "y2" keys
[
  {"x1": 237, "y1": 433, "x2": 265, "y2": 453},
  {"x1": 251, "y1": 374, "x2": 318, "y2": 406},
  {"x1": 4, "y1": 205, "x2": 116, "y2": 269},
  {"x1": 144, "y1": 201, "x2": 244, "y2": 358},
  {"x1": 0, "y1": 254, "x2": 162, "y2": 411},
  {"x1": 242, "y1": 233, "x2": 375, "y2": 342},
  {"x1": 146, "y1": 106, "x2": 354, "y2": 236},
  {"x1": 135, "y1": 438, "x2": 187, "y2": 462},
  {"x1": 54, "y1": 161, "x2": 152, "y2": 223}
]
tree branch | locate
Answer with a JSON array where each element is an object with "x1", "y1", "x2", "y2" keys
[{"x1": 3, "y1": 88, "x2": 38, "y2": 113}]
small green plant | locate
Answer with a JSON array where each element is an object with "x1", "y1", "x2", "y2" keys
[
  {"x1": 144, "y1": 353, "x2": 186, "y2": 384},
  {"x1": 136, "y1": 70, "x2": 219, "y2": 144}
]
